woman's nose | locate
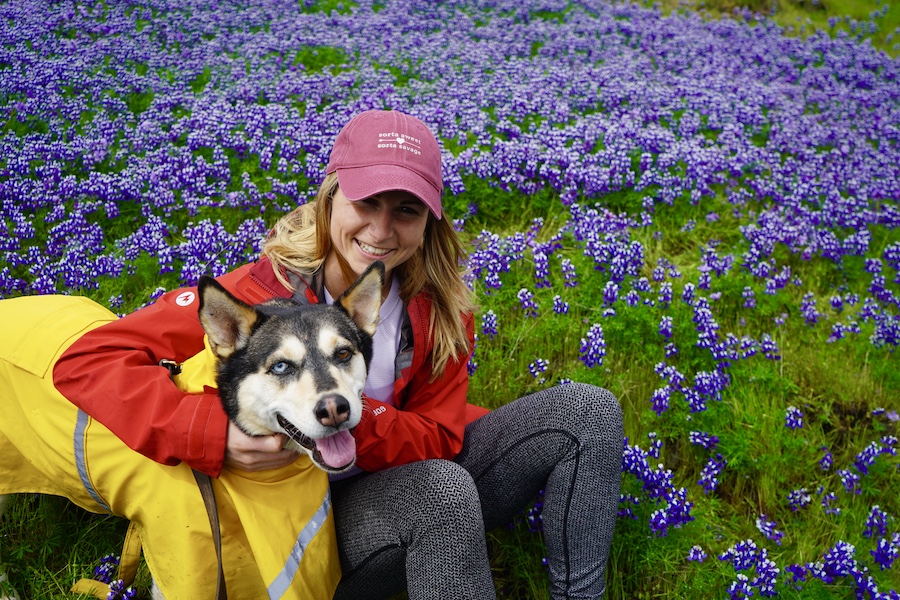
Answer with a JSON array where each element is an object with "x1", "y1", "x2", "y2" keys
[{"x1": 369, "y1": 211, "x2": 393, "y2": 238}]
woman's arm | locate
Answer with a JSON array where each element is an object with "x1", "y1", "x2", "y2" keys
[
  {"x1": 350, "y1": 311, "x2": 475, "y2": 472},
  {"x1": 53, "y1": 287, "x2": 231, "y2": 476}
]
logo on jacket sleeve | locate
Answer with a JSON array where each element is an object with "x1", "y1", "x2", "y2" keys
[{"x1": 175, "y1": 291, "x2": 196, "y2": 307}]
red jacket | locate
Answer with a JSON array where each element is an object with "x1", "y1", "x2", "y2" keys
[{"x1": 53, "y1": 258, "x2": 488, "y2": 477}]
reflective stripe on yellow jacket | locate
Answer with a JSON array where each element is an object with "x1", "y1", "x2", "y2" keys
[{"x1": 0, "y1": 294, "x2": 341, "y2": 599}]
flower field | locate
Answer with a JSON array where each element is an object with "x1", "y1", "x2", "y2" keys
[{"x1": 1, "y1": 0, "x2": 899, "y2": 598}]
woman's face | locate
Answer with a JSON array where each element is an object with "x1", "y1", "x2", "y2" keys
[{"x1": 325, "y1": 187, "x2": 429, "y2": 293}]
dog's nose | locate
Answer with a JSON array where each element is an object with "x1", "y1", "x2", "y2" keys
[{"x1": 315, "y1": 394, "x2": 351, "y2": 428}]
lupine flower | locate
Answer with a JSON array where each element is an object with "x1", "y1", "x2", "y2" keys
[
  {"x1": 741, "y1": 286, "x2": 756, "y2": 308},
  {"x1": 785, "y1": 406, "x2": 804, "y2": 429},
  {"x1": 864, "y1": 506, "x2": 890, "y2": 539},
  {"x1": 533, "y1": 251, "x2": 551, "y2": 288},
  {"x1": 579, "y1": 324, "x2": 606, "y2": 368},
  {"x1": 529, "y1": 358, "x2": 549, "y2": 380},
  {"x1": 657, "y1": 282, "x2": 673, "y2": 307},
  {"x1": 821, "y1": 491, "x2": 841, "y2": 515},
  {"x1": 552, "y1": 295, "x2": 569, "y2": 314},
  {"x1": 681, "y1": 283, "x2": 696, "y2": 305},
  {"x1": 719, "y1": 539, "x2": 759, "y2": 571},
  {"x1": 93, "y1": 554, "x2": 119, "y2": 584},
  {"x1": 647, "y1": 432, "x2": 662, "y2": 459},
  {"x1": 467, "y1": 334, "x2": 478, "y2": 377},
  {"x1": 820, "y1": 446, "x2": 834, "y2": 470},
  {"x1": 687, "y1": 545, "x2": 707, "y2": 562},
  {"x1": 820, "y1": 540, "x2": 857, "y2": 580},
  {"x1": 689, "y1": 431, "x2": 719, "y2": 450},
  {"x1": 800, "y1": 292, "x2": 823, "y2": 326},
  {"x1": 854, "y1": 438, "x2": 898, "y2": 475},
  {"x1": 837, "y1": 468, "x2": 862, "y2": 494},
  {"x1": 517, "y1": 288, "x2": 539, "y2": 318},
  {"x1": 107, "y1": 580, "x2": 137, "y2": 600},
  {"x1": 726, "y1": 574, "x2": 752, "y2": 599},
  {"x1": 481, "y1": 310, "x2": 498, "y2": 340},
  {"x1": 698, "y1": 453, "x2": 726, "y2": 494},
  {"x1": 650, "y1": 386, "x2": 671, "y2": 415},
  {"x1": 525, "y1": 489, "x2": 545, "y2": 533},
  {"x1": 618, "y1": 493, "x2": 640, "y2": 520},
  {"x1": 603, "y1": 281, "x2": 619, "y2": 306},
  {"x1": 788, "y1": 488, "x2": 811, "y2": 511},
  {"x1": 759, "y1": 334, "x2": 781, "y2": 360},
  {"x1": 658, "y1": 316, "x2": 673, "y2": 339},
  {"x1": 560, "y1": 258, "x2": 578, "y2": 288},
  {"x1": 871, "y1": 534, "x2": 900, "y2": 570},
  {"x1": 756, "y1": 514, "x2": 784, "y2": 545}
]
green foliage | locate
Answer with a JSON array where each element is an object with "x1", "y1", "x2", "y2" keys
[{"x1": 292, "y1": 45, "x2": 348, "y2": 72}]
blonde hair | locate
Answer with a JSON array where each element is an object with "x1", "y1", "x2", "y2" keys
[{"x1": 262, "y1": 173, "x2": 476, "y2": 377}]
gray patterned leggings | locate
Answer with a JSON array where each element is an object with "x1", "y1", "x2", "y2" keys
[{"x1": 331, "y1": 383, "x2": 624, "y2": 600}]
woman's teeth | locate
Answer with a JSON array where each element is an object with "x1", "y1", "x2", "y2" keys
[{"x1": 357, "y1": 240, "x2": 390, "y2": 256}]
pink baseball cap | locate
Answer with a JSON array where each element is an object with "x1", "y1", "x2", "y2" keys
[{"x1": 326, "y1": 110, "x2": 444, "y2": 219}]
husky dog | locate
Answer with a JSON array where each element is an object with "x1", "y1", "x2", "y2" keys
[
  {"x1": 199, "y1": 260, "x2": 384, "y2": 472},
  {"x1": 0, "y1": 261, "x2": 384, "y2": 598}
]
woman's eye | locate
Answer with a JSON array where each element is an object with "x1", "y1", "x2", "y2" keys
[{"x1": 270, "y1": 361, "x2": 291, "y2": 375}]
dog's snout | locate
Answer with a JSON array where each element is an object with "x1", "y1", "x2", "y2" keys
[{"x1": 315, "y1": 394, "x2": 351, "y2": 427}]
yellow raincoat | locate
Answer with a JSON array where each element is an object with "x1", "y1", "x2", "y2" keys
[{"x1": 0, "y1": 294, "x2": 341, "y2": 599}]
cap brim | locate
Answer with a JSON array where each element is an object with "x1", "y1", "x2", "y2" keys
[{"x1": 336, "y1": 165, "x2": 443, "y2": 219}]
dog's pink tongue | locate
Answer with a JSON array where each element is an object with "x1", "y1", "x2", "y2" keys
[{"x1": 315, "y1": 430, "x2": 356, "y2": 468}]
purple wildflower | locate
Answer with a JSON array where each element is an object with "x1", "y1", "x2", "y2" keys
[
  {"x1": 658, "y1": 316, "x2": 673, "y2": 339},
  {"x1": 742, "y1": 286, "x2": 756, "y2": 308},
  {"x1": 517, "y1": 288, "x2": 539, "y2": 318},
  {"x1": 755, "y1": 514, "x2": 784, "y2": 546},
  {"x1": 560, "y1": 258, "x2": 578, "y2": 288},
  {"x1": 871, "y1": 534, "x2": 900, "y2": 571},
  {"x1": 650, "y1": 386, "x2": 671, "y2": 415},
  {"x1": 533, "y1": 251, "x2": 551, "y2": 288},
  {"x1": 864, "y1": 506, "x2": 890, "y2": 539},
  {"x1": 481, "y1": 310, "x2": 498, "y2": 340},
  {"x1": 603, "y1": 281, "x2": 619, "y2": 306},
  {"x1": 528, "y1": 358, "x2": 549, "y2": 380},
  {"x1": 687, "y1": 545, "x2": 707, "y2": 562},
  {"x1": 698, "y1": 453, "x2": 726, "y2": 494},
  {"x1": 552, "y1": 295, "x2": 569, "y2": 314},
  {"x1": 688, "y1": 431, "x2": 719, "y2": 450},
  {"x1": 657, "y1": 282, "x2": 673, "y2": 307},
  {"x1": 821, "y1": 491, "x2": 841, "y2": 515},
  {"x1": 785, "y1": 406, "x2": 804, "y2": 429},
  {"x1": 788, "y1": 488, "x2": 811, "y2": 512},
  {"x1": 579, "y1": 324, "x2": 606, "y2": 368}
]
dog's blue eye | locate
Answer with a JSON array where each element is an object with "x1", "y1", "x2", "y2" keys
[{"x1": 270, "y1": 361, "x2": 291, "y2": 375}]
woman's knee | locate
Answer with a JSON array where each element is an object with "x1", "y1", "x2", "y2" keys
[
  {"x1": 550, "y1": 382, "x2": 623, "y2": 436},
  {"x1": 405, "y1": 459, "x2": 481, "y2": 513}
]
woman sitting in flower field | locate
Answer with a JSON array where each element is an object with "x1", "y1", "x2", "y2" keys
[{"x1": 1, "y1": 110, "x2": 624, "y2": 599}]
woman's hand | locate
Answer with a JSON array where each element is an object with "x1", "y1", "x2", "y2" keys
[{"x1": 224, "y1": 421, "x2": 297, "y2": 471}]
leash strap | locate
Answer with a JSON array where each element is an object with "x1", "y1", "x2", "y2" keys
[
  {"x1": 193, "y1": 469, "x2": 227, "y2": 600},
  {"x1": 70, "y1": 521, "x2": 141, "y2": 599}
]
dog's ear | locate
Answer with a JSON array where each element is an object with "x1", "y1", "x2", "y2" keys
[
  {"x1": 198, "y1": 276, "x2": 262, "y2": 359},
  {"x1": 336, "y1": 261, "x2": 384, "y2": 337}
]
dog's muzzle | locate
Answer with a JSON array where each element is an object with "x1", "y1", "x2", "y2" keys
[{"x1": 276, "y1": 414, "x2": 356, "y2": 472}]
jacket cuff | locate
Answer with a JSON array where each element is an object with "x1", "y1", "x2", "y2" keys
[{"x1": 184, "y1": 393, "x2": 229, "y2": 477}]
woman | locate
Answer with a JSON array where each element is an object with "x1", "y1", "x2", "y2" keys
[{"x1": 49, "y1": 110, "x2": 624, "y2": 598}]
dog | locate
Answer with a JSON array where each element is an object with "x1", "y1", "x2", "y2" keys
[{"x1": 0, "y1": 261, "x2": 384, "y2": 599}]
